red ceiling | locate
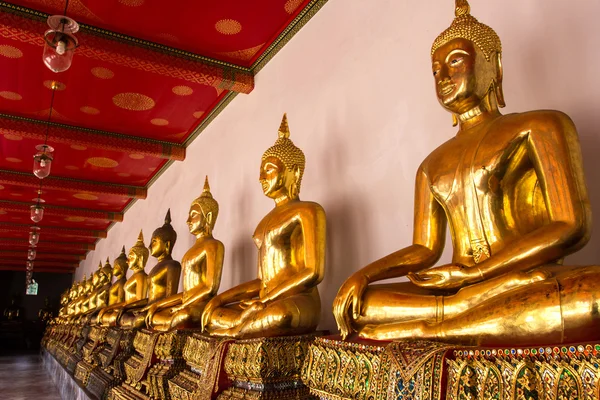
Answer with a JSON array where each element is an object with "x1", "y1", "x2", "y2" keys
[
  {"x1": 10, "y1": 0, "x2": 311, "y2": 66},
  {"x1": 0, "y1": 0, "x2": 323, "y2": 274}
]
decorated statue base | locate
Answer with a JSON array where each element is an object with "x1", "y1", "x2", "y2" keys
[
  {"x1": 109, "y1": 329, "x2": 159, "y2": 399},
  {"x1": 216, "y1": 332, "x2": 323, "y2": 400},
  {"x1": 144, "y1": 330, "x2": 189, "y2": 399},
  {"x1": 75, "y1": 326, "x2": 109, "y2": 386},
  {"x1": 88, "y1": 328, "x2": 136, "y2": 400},
  {"x1": 109, "y1": 329, "x2": 188, "y2": 400},
  {"x1": 168, "y1": 332, "x2": 232, "y2": 400},
  {"x1": 66, "y1": 324, "x2": 89, "y2": 374},
  {"x1": 302, "y1": 335, "x2": 600, "y2": 400}
]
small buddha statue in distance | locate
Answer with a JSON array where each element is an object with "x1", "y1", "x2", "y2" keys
[
  {"x1": 119, "y1": 210, "x2": 182, "y2": 329},
  {"x1": 98, "y1": 232, "x2": 149, "y2": 327},
  {"x1": 98, "y1": 248, "x2": 129, "y2": 326}
]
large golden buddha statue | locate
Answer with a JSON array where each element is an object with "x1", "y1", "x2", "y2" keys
[
  {"x1": 333, "y1": 0, "x2": 597, "y2": 347},
  {"x1": 118, "y1": 211, "x2": 181, "y2": 329},
  {"x1": 145, "y1": 178, "x2": 224, "y2": 331},
  {"x1": 73, "y1": 276, "x2": 87, "y2": 317},
  {"x1": 202, "y1": 114, "x2": 326, "y2": 338},
  {"x1": 98, "y1": 232, "x2": 149, "y2": 327},
  {"x1": 97, "y1": 247, "x2": 128, "y2": 325}
]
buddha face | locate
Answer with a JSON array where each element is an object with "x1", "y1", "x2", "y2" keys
[
  {"x1": 432, "y1": 38, "x2": 497, "y2": 115},
  {"x1": 128, "y1": 250, "x2": 142, "y2": 272},
  {"x1": 113, "y1": 260, "x2": 125, "y2": 278},
  {"x1": 149, "y1": 235, "x2": 169, "y2": 258},
  {"x1": 187, "y1": 204, "x2": 207, "y2": 236},
  {"x1": 259, "y1": 156, "x2": 297, "y2": 199},
  {"x1": 91, "y1": 271, "x2": 100, "y2": 287}
]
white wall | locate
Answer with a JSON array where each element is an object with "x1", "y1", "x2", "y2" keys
[{"x1": 76, "y1": 0, "x2": 600, "y2": 332}]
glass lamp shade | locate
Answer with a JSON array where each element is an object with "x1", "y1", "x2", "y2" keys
[
  {"x1": 43, "y1": 15, "x2": 79, "y2": 73},
  {"x1": 30, "y1": 203, "x2": 45, "y2": 223},
  {"x1": 29, "y1": 227, "x2": 40, "y2": 246},
  {"x1": 33, "y1": 145, "x2": 54, "y2": 179},
  {"x1": 27, "y1": 248, "x2": 36, "y2": 261},
  {"x1": 26, "y1": 261, "x2": 34, "y2": 271}
]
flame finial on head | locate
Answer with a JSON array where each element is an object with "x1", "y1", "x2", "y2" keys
[
  {"x1": 202, "y1": 176, "x2": 213, "y2": 199},
  {"x1": 278, "y1": 113, "x2": 290, "y2": 139},
  {"x1": 164, "y1": 209, "x2": 172, "y2": 225},
  {"x1": 431, "y1": 0, "x2": 501, "y2": 61}
]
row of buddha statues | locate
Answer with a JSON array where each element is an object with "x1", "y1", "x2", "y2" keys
[
  {"x1": 56, "y1": 113, "x2": 326, "y2": 341},
  {"x1": 53, "y1": 0, "x2": 599, "y2": 348}
]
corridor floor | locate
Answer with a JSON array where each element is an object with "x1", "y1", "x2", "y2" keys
[{"x1": 0, "y1": 353, "x2": 62, "y2": 400}]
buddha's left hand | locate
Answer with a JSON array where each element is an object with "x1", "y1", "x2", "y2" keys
[{"x1": 407, "y1": 264, "x2": 479, "y2": 290}]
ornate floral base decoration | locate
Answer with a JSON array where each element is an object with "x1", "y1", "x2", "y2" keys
[
  {"x1": 75, "y1": 326, "x2": 110, "y2": 386},
  {"x1": 168, "y1": 332, "x2": 232, "y2": 400},
  {"x1": 109, "y1": 329, "x2": 159, "y2": 398},
  {"x1": 445, "y1": 344, "x2": 600, "y2": 400},
  {"x1": 144, "y1": 330, "x2": 189, "y2": 399},
  {"x1": 302, "y1": 336, "x2": 600, "y2": 400},
  {"x1": 87, "y1": 328, "x2": 136, "y2": 399},
  {"x1": 216, "y1": 332, "x2": 323, "y2": 400}
]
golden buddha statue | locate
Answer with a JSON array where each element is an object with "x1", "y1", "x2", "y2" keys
[
  {"x1": 98, "y1": 247, "x2": 129, "y2": 325},
  {"x1": 118, "y1": 210, "x2": 181, "y2": 329},
  {"x1": 3, "y1": 295, "x2": 23, "y2": 321},
  {"x1": 73, "y1": 276, "x2": 87, "y2": 316},
  {"x1": 202, "y1": 114, "x2": 326, "y2": 338},
  {"x1": 80, "y1": 274, "x2": 94, "y2": 314},
  {"x1": 98, "y1": 232, "x2": 149, "y2": 327},
  {"x1": 66, "y1": 283, "x2": 78, "y2": 318},
  {"x1": 333, "y1": 0, "x2": 597, "y2": 347},
  {"x1": 82, "y1": 259, "x2": 113, "y2": 324},
  {"x1": 145, "y1": 178, "x2": 224, "y2": 331},
  {"x1": 38, "y1": 297, "x2": 54, "y2": 323}
]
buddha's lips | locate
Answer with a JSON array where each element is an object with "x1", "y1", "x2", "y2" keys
[{"x1": 440, "y1": 84, "x2": 455, "y2": 96}]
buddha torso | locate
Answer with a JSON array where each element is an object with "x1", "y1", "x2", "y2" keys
[
  {"x1": 147, "y1": 259, "x2": 180, "y2": 302},
  {"x1": 124, "y1": 272, "x2": 147, "y2": 303},
  {"x1": 424, "y1": 111, "x2": 561, "y2": 265},
  {"x1": 254, "y1": 200, "x2": 321, "y2": 298},
  {"x1": 108, "y1": 278, "x2": 126, "y2": 305},
  {"x1": 181, "y1": 238, "x2": 213, "y2": 301}
]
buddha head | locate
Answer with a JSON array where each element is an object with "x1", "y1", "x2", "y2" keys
[
  {"x1": 84, "y1": 274, "x2": 94, "y2": 294},
  {"x1": 431, "y1": 0, "x2": 504, "y2": 122},
  {"x1": 91, "y1": 263, "x2": 102, "y2": 288},
  {"x1": 77, "y1": 277, "x2": 86, "y2": 297},
  {"x1": 99, "y1": 257, "x2": 113, "y2": 285},
  {"x1": 150, "y1": 209, "x2": 177, "y2": 259},
  {"x1": 260, "y1": 114, "x2": 305, "y2": 201},
  {"x1": 128, "y1": 230, "x2": 149, "y2": 272},
  {"x1": 188, "y1": 176, "x2": 219, "y2": 237},
  {"x1": 113, "y1": 246, "x2": 128, "y2": 279}
]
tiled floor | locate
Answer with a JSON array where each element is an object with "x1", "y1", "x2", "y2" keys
[{"x1": 0, "y1": 353, "x2": 62, "y2": 400}]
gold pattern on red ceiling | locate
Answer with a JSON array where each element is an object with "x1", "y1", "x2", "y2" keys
[{"x1": 0, "y1": 0, "x2": 326, "y2": 273}]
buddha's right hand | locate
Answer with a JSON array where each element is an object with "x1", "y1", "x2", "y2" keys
[
  {"x1": 145, "y1": 304, "x2": 158, "y2": 329},
  {"x1": 333, "y1": 273, "x2": 369, "y2": 339}
]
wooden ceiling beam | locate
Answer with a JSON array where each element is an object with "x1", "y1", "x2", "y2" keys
[
  {"x1": 0, "y1": 114, "x2": 186, "y2": 161},
  {"x1": 0, "y1": 169, "x2": 147, "y2": 199},
  {"x1": 0, "y1": 222, "x2": 107, "y2": 239},
  {"x1": 0, "y1": 265, "x2": 75, "y2": 273},
  {"x1": 0, "y1": 200, "x2": 124, "y2": 222},
  {"x1": 0, "y1": 259, "x2": 79, "y2": 268},
  {"x1": 0, "y1": 238, "x2": 95, "y2": 251},
  {"x1": 0, "y1": 250, "x2": 85, "y2": 261}
]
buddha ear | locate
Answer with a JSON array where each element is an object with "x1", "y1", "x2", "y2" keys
[
  {"x1": 205, "y1": 211, "x2": 213, "y2": 229},
  {"x1": 494, "y1": 53, "x2": 505, "y2": 108},
  {"x1": 165, "y1": 240, "x2": 172, "y2": 254}
]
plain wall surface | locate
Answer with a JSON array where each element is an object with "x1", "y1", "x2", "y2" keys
[{"x1": 75, "y1": 0, "x2": 600, "y2": 331}]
